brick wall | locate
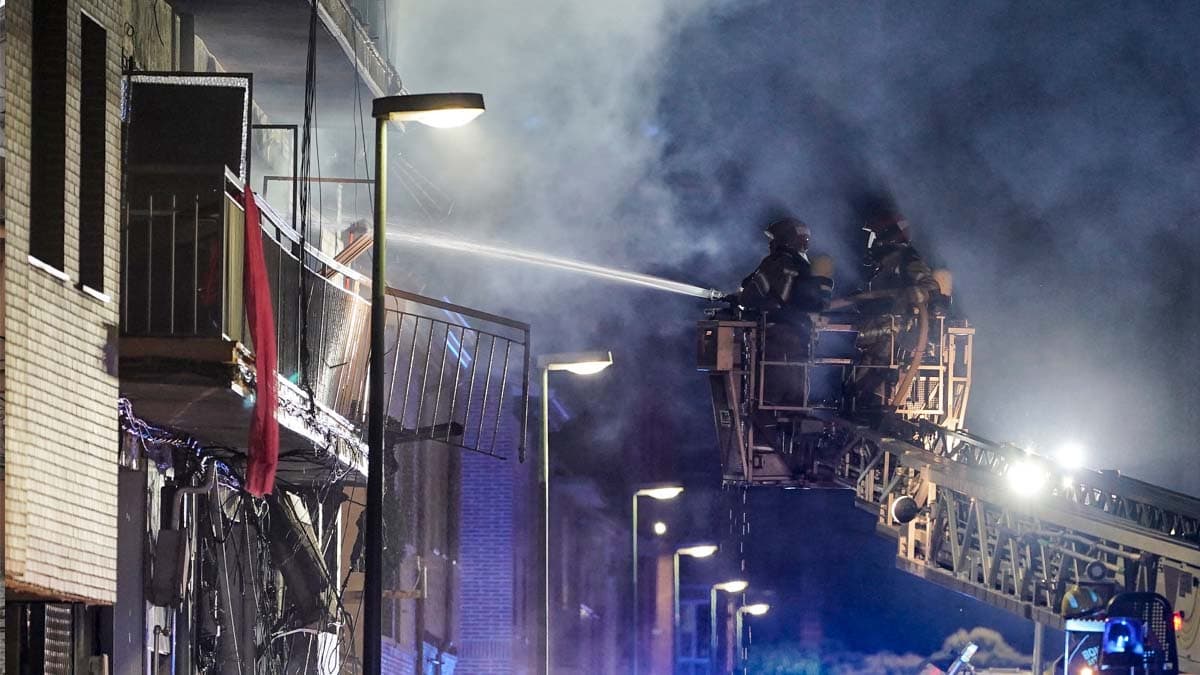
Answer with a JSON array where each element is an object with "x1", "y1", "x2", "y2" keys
[
  {"x1": 458, "y1": 443, "x2": 516, "y2": 673},
  {"x1": 2, "y1": 5, "x2": 9, "y2": 664},
  {"x1": 458, "y1": 404, "x2": 534, "y2": 674},
  {"x1": 4, "y1": 0, "x2": 122, "y2": 603},
  {"x1": 383, "y1": 637, "x2": 418, "y2": 674}
]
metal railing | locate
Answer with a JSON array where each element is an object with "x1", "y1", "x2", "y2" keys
[
  {"x1": 382, "y1": 287, "x2": 530, "y2": 460},
  {"x1": 122, "y1": 165, "x2": 529, "y2": 457},
  {"x1": 699, "y1": 313, "x2": 974, "y2": 484},
  {"x1": 753, "y1": 314, "x2": 973, "y2": 425},
  {"x1": 121, "y1": 167, "x2": 372, "y2": 423},
  {"x1": 823, "y1": 416, "x2": 1200, "y2": 672},
  {"x1": 121, "y1": 168, "x2": 234, "y2": 339}
]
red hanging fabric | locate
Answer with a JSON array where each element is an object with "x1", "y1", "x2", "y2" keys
[{"x1": 242, "y1": 186, "x2": 279, "y2": 496}]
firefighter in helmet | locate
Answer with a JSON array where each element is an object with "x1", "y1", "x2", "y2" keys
[
  {"x1": 846, "y1": 213, "x2": 945, "y2": 413},
  {"x1": 732, "y1": 217, "x2": 834, "y2": 408},
  {"x1": 735, "y1": 217, "x2": 831, "y2": 320},
  {"x1": 857, "y1": 213, "x2": 942, "y2": 313}
]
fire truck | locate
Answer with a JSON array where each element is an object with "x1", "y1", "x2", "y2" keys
[{"x1": 699, "y1": 303, "x2": 1197, "y2": 674}]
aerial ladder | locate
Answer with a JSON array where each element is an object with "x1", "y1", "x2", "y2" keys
[{"x1": 699, "y1": 307, "x2": 1200, "y2": 674}]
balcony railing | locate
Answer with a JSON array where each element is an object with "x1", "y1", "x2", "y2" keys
[
  {"x1": 383, "y1": 287, "x2": 530, "y2": 460},
  {"x1": 121, "y1": 165, "x2": 528, "y2": 459},
  {"x1": 121, "y1": 167, "x2": 368, "y2": 422}
]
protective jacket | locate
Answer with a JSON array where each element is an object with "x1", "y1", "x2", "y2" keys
[
  {"x1": 861, "y1": 243, "x2": 940, "y2": 313},
  {"x1": 737, "y1": 249, "x2": 826, "y2": 322}
]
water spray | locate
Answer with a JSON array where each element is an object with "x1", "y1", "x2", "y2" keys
[{"x1": 386, "y1": 229, "x2": 727, "y2": 301}]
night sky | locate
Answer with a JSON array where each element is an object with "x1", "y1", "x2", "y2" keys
[{"x1": 378, "y1": 0, "x2": 1200, "y2": 658}]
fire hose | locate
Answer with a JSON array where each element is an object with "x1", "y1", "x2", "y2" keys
[{"x1": 889, "y1": 302, "x2": 930, "y2": 409}]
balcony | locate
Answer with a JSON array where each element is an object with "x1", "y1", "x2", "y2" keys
[{"x1": 120, "y1": 166, "x2": 530, "y2": 485}]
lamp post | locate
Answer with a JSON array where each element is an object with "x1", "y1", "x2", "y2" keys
[
  {"x1": 631, "y1": 485, "x2": 683, "y2": 675},
  {"x1": 538, "y1": 351, "x2": 614, "y2": 675},
  {"x1": 735, "y1": 603, "x2": 770, "y2": 674},
  {"x1": 709, "y1": 580, "x2": 748, "y2": 675},
  {"x1": 674, "y1": 544, "x2": 718, "y2": 673},
  {"x1": 367, "y1": 92, "x2": 485, "y2": 675}
]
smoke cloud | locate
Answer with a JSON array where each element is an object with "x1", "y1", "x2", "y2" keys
[
  {"x1": 382, "y1": 1, "x2": 1200, "y2": 492},
  {"x1": 653, "y1": 1, "x2": 1200, "y2": 489}
]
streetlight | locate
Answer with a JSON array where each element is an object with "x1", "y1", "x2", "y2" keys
[
  {"x1": 735, "y1": 603, "x2": 771, "y2": 674},
  {"x1": 710, "y1": 580, "x2": 748, "y2": 675},
  {"x1": 367, "y1": 92, "x2": 485, "y2": 675},
  {"x1": 631, "y1": 484, "x2": 684, "y2": 675},
  {"x1": 539, "y1": 351, "x2": 614, "y2": 675},
  {"x1": 674, "y1": 544, "x2": 719, "y2": 673}
]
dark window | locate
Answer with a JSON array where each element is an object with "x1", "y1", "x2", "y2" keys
[
  {"x1": 30, "y1": 0, "x2": 69, "y2": 270},
  {"x1": 79, "y1": 15, "x2": 108, "y2": 291}
]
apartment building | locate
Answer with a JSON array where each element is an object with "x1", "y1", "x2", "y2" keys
[
  {"x1": 3, "y1": 1, "x2": 124, "y2": 672},
  {"x1": 3, "y1": 1, "x2": 536, "y2": 672}
]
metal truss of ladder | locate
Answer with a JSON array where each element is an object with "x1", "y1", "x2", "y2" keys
[{"x1": 828, "y1": 419, "x2": 1200, "y2": 670}]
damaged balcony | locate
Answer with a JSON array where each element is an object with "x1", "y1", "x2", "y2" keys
[
  {"x1": 119, "y1": 73, "x2": 529, "y2": 488},
  {"x1": 120, "y1": 168, "x2": 371, "y2": 484}
]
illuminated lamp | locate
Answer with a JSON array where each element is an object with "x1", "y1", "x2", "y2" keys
[
  {"x1": 373, "y1": 92, "x2": 485, "y2": 128},
  {"x1": 1007, "y1": 458, "x2": 1049, "y2": 496}
]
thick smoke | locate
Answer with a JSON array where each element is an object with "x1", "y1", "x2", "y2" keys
[
  {"x1": 386, "y1": 0, "x2": 707, "y2": 263},
  {"x1": 384, "y1": 1, "x2": 1200, "y2": 492},
  {"x1": 382, "y1": 0, "x2": 730, "y2": 478},
  {"x1": 654, "y1": 1, "x2": 1200, "y2": 490}
]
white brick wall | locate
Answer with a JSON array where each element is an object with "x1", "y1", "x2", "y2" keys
[{"x1": 4, "y1": 0, "x2": 122, "y2": 603}]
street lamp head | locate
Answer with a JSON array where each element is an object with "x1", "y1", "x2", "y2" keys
[
  {"x1": 740, "y1": 603, "x2": 770, "y2": 616},
  {"x1": 714, "y1": 580, "x2": 749, "y2": 593},
  {"x1": 539, "y1": 350, "x2": 613, "y2": 375},
  {"x1": 677, "y1": 544, "x2": 718, "y2": 558},
  {"x1": 372, "y1": 92, "x2": 485, "y2": 128},
  {"x1": 1055, "y1": 441, "x2": 1086, "y2": 470},
  {"x1": 562, "y1": 360, "x2": 611, "y2": 375},
  {"x1": 636, "y1": 485, "x2": 684, "y2": 501}
]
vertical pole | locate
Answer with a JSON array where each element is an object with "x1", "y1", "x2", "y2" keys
[
  {"x1": 735, "y1": 611, "x2": 744, "y2": 675},
  {"x1": 673, "y1": 552, "x2": 681, "y2": 674},
  {"x1": 1033, "y1": 620, "x2": 1045, "y2": 675},
  {"x1": 363, "y1": 115, "x2": 387, "y2": 675},
  {"x1": 290, "y1": 126, "x2": 299, "y2": 233},
  {"x1": 541, "y1": 366, "x2": 551, "y2": 675},
  {"x1": 147, "y1": 195, "x2": 154, "y2": 332},
  {"x1": 179, "y1": 13, "x2": 195, "y2": 71},
  {"x1": 1063, "y1": 627, "x2": 1069, "y2": 675},
  {"x1": 192, "y1": 196, "x2": 199, "y2": 333},
  {"x1": 632, "y1": 493, "x2": 640, "y2": 675},
  {"x1": 337, "y1": 183, "x2": 344, "y2": 236},
  {"x1": 169, "y1": 195, "x2": 177, "y2": 334},
  {"x1": 710, "y1": 587, "x2": 719, "y2": 675}
]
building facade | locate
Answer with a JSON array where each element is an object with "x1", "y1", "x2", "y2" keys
[
  {"x1": 3, "y1": 1, "x2": 539, "y2": 673},
  {"x1": 3, "y1": 0, "x2": 123, "y2": 606},
  {"x1": 458, "y1": 419, "x2": 540, "y2": 674}
]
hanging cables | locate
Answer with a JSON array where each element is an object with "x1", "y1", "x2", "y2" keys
[
  {"x1": 297, "y1": 0, "x2": 319, "y2": 414},
  {"x1": 352, "y1": 10, "x2": 373, "y2": 209}
]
